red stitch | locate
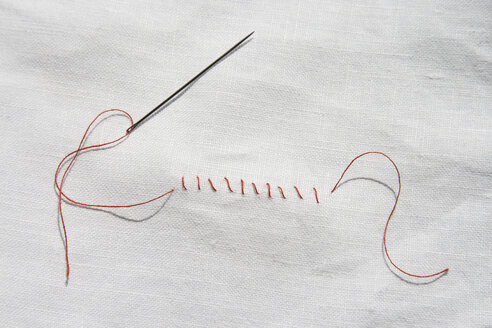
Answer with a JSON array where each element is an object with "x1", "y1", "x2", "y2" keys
[
  {"x1": 313, "y1": 187, "x2": 319, "y2": 203},
  {"x1": 241, "y1": 179, "x2": 244, "y2": 195},
  {"x1": 197, "y1": 176, "x2": 201, "y2": 190},
  {"x1": 208, "y1": 178, "x2": 217, "y2": 192},
  {"x1": 182, "y1": 177, "x2": 187, "y2": 190},
  {"x1": 252, "y1": 182, "x2": 259, "y2": 194},
  {"x1": 278, "y1": 186, "x2": 286, "y2": 199},
  {"x1": 332, "y1": 151, "x2": 449, "y2": 280},
  {"x1": 294, "y1": 186, "x2": 303, "y2": 199},
  {"x1": 266, "y1": 183, "x2": 272, "y2": 198},
  {"x1": 224, "y1": 177, "x2": 234, "y2": 192}
]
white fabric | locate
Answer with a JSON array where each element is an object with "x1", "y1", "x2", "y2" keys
[{"x1": 1, "y1": 0, "x2": 491, "y2": 326}]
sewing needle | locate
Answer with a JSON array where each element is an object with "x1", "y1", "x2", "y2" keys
[{"x1": 127, "y1": 31, "x2": 254, "y2": 133}]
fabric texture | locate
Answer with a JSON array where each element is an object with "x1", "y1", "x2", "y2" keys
[{"x1": 1, "y1": 0, "x2": 491, "y2": 326}]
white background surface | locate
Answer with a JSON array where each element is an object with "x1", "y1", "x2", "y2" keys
[{"x1": 1, "y1": 0, "x2": 491, "y2": 326}]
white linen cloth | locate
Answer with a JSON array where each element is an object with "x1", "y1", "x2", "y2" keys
[{"x1": 1, "y1": 0, "x2": 491, "y2": 326}]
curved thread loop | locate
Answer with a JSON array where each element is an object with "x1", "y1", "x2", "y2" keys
[
  {"x1": 331, "y1": 151, "x2": 449, "y2": 280},
  {"x1": 54, "y1": 109, "x2": 174, "y2": 281}
]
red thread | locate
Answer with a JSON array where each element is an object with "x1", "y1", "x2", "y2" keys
[
  {"x1": 313, "y1": 187, "x2": 319, "y2": 204},
  {"x1": 252, "y1": 182, "x2": 259, "y2": 194},
  {"x1": 332, "y1": 151, "x2": 449, "y2": 280},
  {"x1": 181, "y1": 177, "x2": 321, "y2": 204},
  {"x1": 224, "y1": 177, "x2": 234, "y2": 192},
  {"x1": 294, "y1": 186, "x2": 303, "y2": 199},
  {"x1": 54, "y1": 109, "x2": 174, "y2": 281},
  {"x1": 278, "y1": 186, "x2": 286, "y2": 199},
  {"x1": 208, "y1": 178, "x2": 217, "y2": 192}
]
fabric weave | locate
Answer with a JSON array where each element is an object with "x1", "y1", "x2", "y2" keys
[{"x1": 1, "y1": 0, "x2": 491, "y2": 326}]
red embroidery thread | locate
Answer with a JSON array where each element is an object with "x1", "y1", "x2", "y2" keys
[
  {"x1": 294, "y1": 186, "x2": 303, "y2": 199},
  {"x1": 208, "y1": 178, "x2": 217, "y2": 192},
  {"x1": 313, "y1": 187, "x2": 319, "y2": 203},
  {"x1": 332, "y1": 151, "x2": 449, "y2": 280},
  {"x1": 55, "y1": 110, "x2": 174, "y2": 281},
  {"x1": 224, "y1": 177, "x2": 234, "y2": 192},
  {"x1": 56, "y1": 112, "x2": 447, "y2": 283},
  {"x1": 278, "y1": 186, "x2": 286, "y2": 199}
]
